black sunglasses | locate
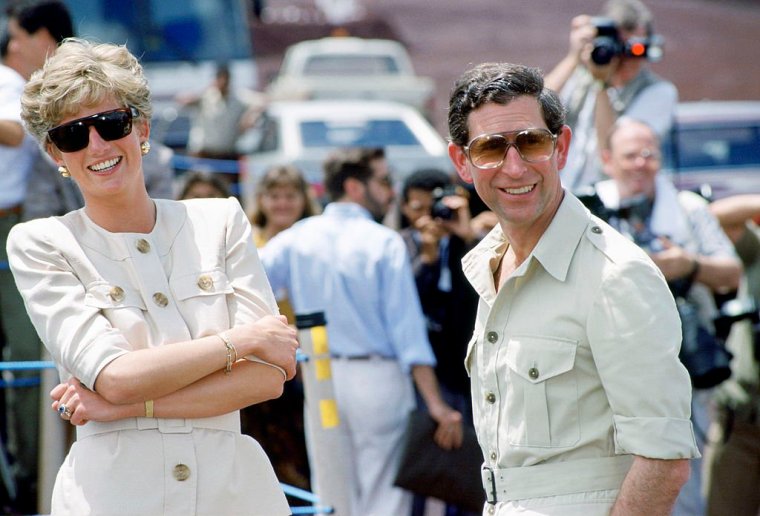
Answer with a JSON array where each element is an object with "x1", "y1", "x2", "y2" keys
[{"x1": 47, "y1": 106, "x2": 139, "y2": 153}]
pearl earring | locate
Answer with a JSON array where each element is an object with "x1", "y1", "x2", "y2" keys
[
  {"x1": 58, "y1": 166, "x2": 70, "y2": 178},
  {"x1": 140, "y1": 141, "x2": 151, "y2": 156}
]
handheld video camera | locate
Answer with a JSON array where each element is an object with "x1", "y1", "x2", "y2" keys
[{"x1": 590, "y1": 17, "x2": 663, "y2": 65}]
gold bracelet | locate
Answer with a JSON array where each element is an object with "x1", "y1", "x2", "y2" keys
[
  {"x1": 218, "y1": 332, "x2": 238, "y2": 375},
  {"x1": 144, "y1": 399, "x2": 154, "y2": 418}
]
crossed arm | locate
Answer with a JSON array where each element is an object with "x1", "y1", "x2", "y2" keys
[{"x1": 52, "y1": 314, "x2": 299, "y2": 425}]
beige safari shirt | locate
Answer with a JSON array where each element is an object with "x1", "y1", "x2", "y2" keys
[
  {"x1": 7, "y1": 197, "x2": 290, "y2": 515},
  {"x1": 462, "y1": 194, "x2": 699, "y2": 481}
]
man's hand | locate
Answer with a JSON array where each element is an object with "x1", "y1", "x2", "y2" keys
[
  {"x1": 429, "y1": 404, "x2": 464, "y2": 450},
  {"x1": 568, "y1": 15, "x2": 597, "y2": 64},
  {"x1": 439, "y1": 192, "x2": 477, "y2": 243},
  {"x1": 648, "y1": 237, "x2": 695, "y2": 281}
]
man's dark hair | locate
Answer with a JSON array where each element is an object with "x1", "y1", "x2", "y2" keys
[
  {"x1": 447, "y1": 62, "x2": 566, "y2": 147},
  {"x1": 402, "y1": 168, "x2": 452, "y2": 202},
  {"x1": 215, "y1": 61, "x2": 231, "y2": 79},
  {"x1": 323, "y1": 147, "x2": 385, "y2": 201},
  {"x1": 6, "y1": 0, "x2": 74, "y2": 43}
]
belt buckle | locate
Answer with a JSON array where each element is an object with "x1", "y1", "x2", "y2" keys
[{"x1": 481, "y1": 466, "x2": 497, "y2": 505}]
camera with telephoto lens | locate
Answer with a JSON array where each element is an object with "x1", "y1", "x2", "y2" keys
[
  {"x1": 590, "y1": 17, "x2": 663, "y2": 65},
  {"x1": 431, "y1": 185, "x2": 459, "y2": 220}
]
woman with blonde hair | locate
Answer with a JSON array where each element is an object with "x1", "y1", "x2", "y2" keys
[
  {"x1": 245, "y1": 164, "x2": 318, "y2": 491},
  {"x1": 250, "y1": 164, "x2": 319, "y2": 247},
  {"x1": 8, "y1": 39, "x2": 297, "y2": 515}
]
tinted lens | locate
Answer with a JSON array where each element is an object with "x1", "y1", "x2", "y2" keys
[
  {"x1": 515, "y1": 129, "x2": 555, "y2": 161},
  {"x1": 468, "y1": 134, "x2": 509, "y2": 169},
  {"x1": 48, "y1": 108, "x2": 134, "y2": 152},
  {"x1": 467, "y1": 128, "x2": 556, "y2": 168}
]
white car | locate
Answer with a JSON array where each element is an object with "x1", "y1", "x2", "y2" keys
[
  {"x1": 239, "y1": 99, "x2": 452, "y2": 209},
  {"x1": 266, "y1": 37, "x2": 435, "y2": 117}
]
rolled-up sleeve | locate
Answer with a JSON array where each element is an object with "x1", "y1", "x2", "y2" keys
[
  {"x1": 7, "y1": 221, "x2": 130, "y2": 388},
  {"x1": 381, "y1": 235, "x2": 436, "y2": 372},
  {"x1": 222, "y1": 198, "x2": 279, "y2": 323},
  {"x1": 588, "y1": 258, "x2": 700, "y2": 459}
]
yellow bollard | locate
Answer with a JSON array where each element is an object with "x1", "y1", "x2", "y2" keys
[{"x1": 296, "y1": 312, "x2": 351, "y2": 515}]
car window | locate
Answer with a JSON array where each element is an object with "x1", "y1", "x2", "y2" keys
[
  {"x1": 300, "y1": 119, "x2": 420, "y2": 147},
  {"x1": 667, "y1": 124, "x2": 760, "y2": 171},
  {"x1": 256, "y1": 116, "x2": 280, "y2": 153},
  {"x1": 302, "y1": 55, "x2": 400, "y2": 76}
]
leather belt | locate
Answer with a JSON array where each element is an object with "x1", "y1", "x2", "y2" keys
[
  {"x1": 76, "y1": 411, "x2": 240, "y2": 439},
  {"x1": 482, "y1": 455, "x2": 633, "y2": 503},
  {"x1": 331, "y1": 354, "x2": 394, "y2": 361},
  {"x1": 0, "y1": 204, "x2": 22, "y2": 217}
]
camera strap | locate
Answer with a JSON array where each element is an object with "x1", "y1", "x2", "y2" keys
[{"x1": 608, "y1": 68, "x2": 662, "y2": 115}]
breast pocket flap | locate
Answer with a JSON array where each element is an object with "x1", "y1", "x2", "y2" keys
[
  {"x1": 84, "y1": 283, "x2": 146, "y2": 310},
  {"x1": 171, "y1": 269, "x2": 233, "y2": 301},
  {"x1": 505, "y1": 336, "x2": 578, "y2": 384}
]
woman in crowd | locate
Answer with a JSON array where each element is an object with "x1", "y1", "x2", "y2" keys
[
  {"x1": 245, "y1": 164, "x2": 318, "y2": 491},
  {"x1": 249, "y1": 164, "x2": 319, "y2": 249},
  {"x1": 177, "y1": 170, "x2": 230, "y2": 200},
  {"x1": 8, "y1": 39, "x2": 297, "y2": 515}
]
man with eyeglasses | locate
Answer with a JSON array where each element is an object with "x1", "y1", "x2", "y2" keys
[
  {"x1": 260, "y1": 147, "x2": 463, "y2": 516},
  {"x1": 596, "y1": 118, "x2": 742, "y2": 515},
  {"x1": 447, "y1": 62, "x2": 699, "y2": 515}
]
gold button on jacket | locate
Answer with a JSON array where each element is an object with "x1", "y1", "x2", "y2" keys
[
  {"x1": 173, "y1": 464, "x2": 191, "y2": 481},
  {"x1": 108, "y1": 286, "x2": 125, "y2": 303},
  {"x1": 197, "y1": 275, "x2": 214, "y2": 291},
  {"x1": 153, "y1": 292, "x2": 169, "y2": 307},
  {"x1": 136, "y1": 238, "x2": 151, "y2": 253}
]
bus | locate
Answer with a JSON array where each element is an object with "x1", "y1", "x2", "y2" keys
[{"x1": 62, "y1": 0, "x2": 259, "y2": 148}]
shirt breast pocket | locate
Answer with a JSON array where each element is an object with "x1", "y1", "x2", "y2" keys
[
  {"x1": 504, "y1": 335, "x2": 580, "y2": 448},
  {"x1": 171, "y1": 269, "x2": 235, "y2": 333},
  {"x1": 84, "y1": 282, "x2": 147, "y2": 335}
]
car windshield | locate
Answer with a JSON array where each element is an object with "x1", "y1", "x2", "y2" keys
[
  {"x1": 303, "y1": 55, "x2": 400, "y2": 76},
  {"x1": 665, "y1": 124, "x2": 760, "y2": 171},
  {"x1": 300, "y1": 120, "x2": 421, "y2": 147}
]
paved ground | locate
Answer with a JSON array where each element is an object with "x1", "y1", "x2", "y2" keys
[{"x1": 256, "y1": 0, "x2": 760, "y2": 134}]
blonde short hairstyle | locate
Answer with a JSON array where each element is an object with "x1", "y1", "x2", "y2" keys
[{"x1": 21, "y1": 38, "x2": 152, "y2": 145}]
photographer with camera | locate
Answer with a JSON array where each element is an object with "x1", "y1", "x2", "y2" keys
[
  {"x1": 398, "y1": 168, "x2": 482, "y2": 515},
  {"x1": 596, "y1": 118, "x2": 742, "y2": 515},
  {"x1": 545, "y1": 0, "x2": 677, "y2": 191},
  {"x1": 704, "y1": 194, "x2": 760, "y2": 516}
]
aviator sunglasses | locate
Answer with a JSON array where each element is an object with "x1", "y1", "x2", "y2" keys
[
  {"x1": 47, "y1": 106, "x2": 139, "y2": 153},
  {"x1": 464, "y1": 128, "x2": 557, "y2": 169}
]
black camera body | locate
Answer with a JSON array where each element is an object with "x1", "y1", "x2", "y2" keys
[
  {"x1": 590, "y1": 17, "x2": 662, "y2": 65},
  {"x1": 431, "y1": 185, "x2": 458, "y2": 220}
]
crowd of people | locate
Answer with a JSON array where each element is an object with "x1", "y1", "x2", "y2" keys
[{"x1": 0, "y1": 0, "x2": 758, "y2": 515}]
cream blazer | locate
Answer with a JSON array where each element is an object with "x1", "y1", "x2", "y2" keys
[{"x1": 7, "y1": 197, "x2": 290, "y2": 515}]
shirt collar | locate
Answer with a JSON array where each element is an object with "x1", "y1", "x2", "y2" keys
[
  {"x1": 323, "y1": 201, "x2": 374, "y2": 221},
  {"x1": 461, "y1": 193, "x2": 590, "y2": 302}
]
